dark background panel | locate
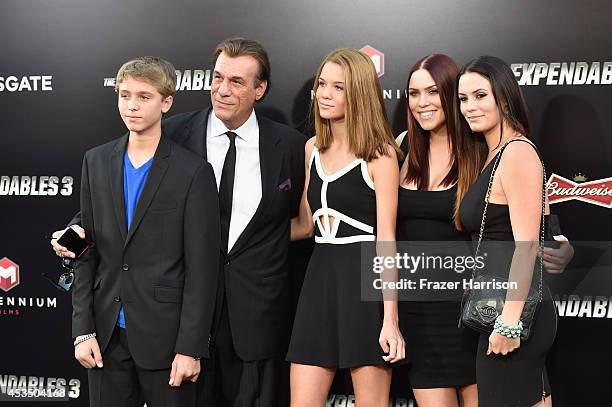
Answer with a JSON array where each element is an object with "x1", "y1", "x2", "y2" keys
[{"x1": 1, "y1": 0, "x2": 611, "y2": 405}]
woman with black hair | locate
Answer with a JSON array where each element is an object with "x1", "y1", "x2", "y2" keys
[{"x1": 457, "y1": 55, "x2": 556, "y2": 406}]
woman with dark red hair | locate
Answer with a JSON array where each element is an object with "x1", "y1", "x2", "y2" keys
[{"x1": 395, "y1": 54, "x2": 479, "y2": 407}]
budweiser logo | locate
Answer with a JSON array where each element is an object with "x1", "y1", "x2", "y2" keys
[{"x1": 547, "y1": 173, "x2": 612, "y2": 208}]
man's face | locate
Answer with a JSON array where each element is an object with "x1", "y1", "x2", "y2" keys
[
  {"x1": 118, "y1": 76, "x2": 173, "y2": 135},
  {"x1": 210, "y1": 52, "x2": 267, "y2": 130}
]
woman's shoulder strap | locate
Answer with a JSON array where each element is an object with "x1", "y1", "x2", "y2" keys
[{"x1": 499, "y1": 137, "x2": 540, "y2": 159}]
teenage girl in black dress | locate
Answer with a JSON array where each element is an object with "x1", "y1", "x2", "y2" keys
[
  {"x1": 288, "y1": 48, "x2": 405, "y2": 407},
  {"x1": 457, "y1": 55, "x2": 556, "y2": 407}
]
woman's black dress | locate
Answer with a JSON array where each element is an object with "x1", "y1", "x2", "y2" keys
[
  {"x1": 459, "y1": 140, "x2": 557, "y2": 406},
  {"x1": 287, "y1": 147, "x2": 387, "y2": 368},
  {"x1": 397, "y1": 184, "x2": 478, "y2": 388}
]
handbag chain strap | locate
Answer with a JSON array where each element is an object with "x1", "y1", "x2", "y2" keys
[{"x1": 470, "y1": 138, "x2": 547, "y2": 302}]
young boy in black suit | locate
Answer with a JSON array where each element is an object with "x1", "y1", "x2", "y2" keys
[{"x1": 70, "y1": 57, "x2": 220, "y2": 407}]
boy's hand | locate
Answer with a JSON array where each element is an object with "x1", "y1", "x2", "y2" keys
[
  {"x1": 169, "y1": 354, "x2": 201, "y2": 387},
  {"x1": 51, "y1": 225, "x2": 86, "y2": 258},
  {"x1": 74, "y1": 336, "x2": 103, "y2": 369}
]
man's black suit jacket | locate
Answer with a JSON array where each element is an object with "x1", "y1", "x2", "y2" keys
[
  {"x1": 162, "y1": 107, "x2": 306, "y2": 361},
  {"x1": 71, "y1": 133, "x2": 221, "y2": 370}
]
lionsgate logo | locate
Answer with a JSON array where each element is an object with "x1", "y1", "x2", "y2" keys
[
  {"x1": 547, "y1": 173, "x2": 612, "y2": 208},
  {"x1": 511, "y1": 62, "x2": 612, "y2": 86},
  {"x1": 104, "y1": 69, "x2": 213, "y2": 91},
  {"x1": 0, "y1": 75, "x2": 52, "y2": 92}
]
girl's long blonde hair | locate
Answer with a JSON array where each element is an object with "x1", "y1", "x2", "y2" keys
[{"x1": 312, "y1": 48, "x2": 403, "y2": 162}]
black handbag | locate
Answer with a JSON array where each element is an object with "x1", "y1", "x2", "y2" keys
[{"x1": 460, "y1": 139, "x2": 546, "y2": 340}]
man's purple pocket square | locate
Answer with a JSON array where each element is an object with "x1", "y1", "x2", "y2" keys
[{"x1": 278, "y1": 178, "x2": 291, "y2": 191}]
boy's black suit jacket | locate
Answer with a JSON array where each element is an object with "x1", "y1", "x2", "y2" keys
[{"x1": 72, "y1": 133, "x2": 221, "y2": 370}]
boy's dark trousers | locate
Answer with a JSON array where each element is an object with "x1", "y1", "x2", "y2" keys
[{"x1": 87, "y1": 327, "x2": 197, "y2": 407}]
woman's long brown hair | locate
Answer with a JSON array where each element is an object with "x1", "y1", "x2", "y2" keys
[
  {"x1": 455, "y1": 55, "x2": 533, "y2": 227},
  {"x1": 312, "y1": 48, "x2": 403, "y2": 162}
]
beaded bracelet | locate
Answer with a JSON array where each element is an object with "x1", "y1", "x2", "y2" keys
[{"x1": 493, "y1": 316, "x2": 523, "y2": 339}]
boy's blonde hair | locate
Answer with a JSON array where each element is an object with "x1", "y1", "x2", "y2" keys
[{"x1": 115, "y1": 56, "x2": 176, "y2": 98}]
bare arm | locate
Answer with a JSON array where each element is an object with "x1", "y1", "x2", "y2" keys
[
  {"x1": 487, "y1": 141, "x2": 543, "y2": 356},
  {"x1": 498, "y1": 142, "x2": 544, "y2": 325},
  {"x1": 370, "y1": 145, "x2": 405, "y2": 363}
]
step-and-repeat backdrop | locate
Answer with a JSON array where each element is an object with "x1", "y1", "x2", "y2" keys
[{"x1": 1, "y1": 0, "x2": 611, "y2": 405}]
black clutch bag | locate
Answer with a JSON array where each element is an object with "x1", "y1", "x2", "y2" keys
[
  {"x1": 460, "y1": 139, "x2": 546, "y2": 341},
  {"x1": 460, "y1": 275, "x2": 541, "y2": 339}
]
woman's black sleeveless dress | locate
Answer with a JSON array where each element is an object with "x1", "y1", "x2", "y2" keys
[
  {"x1": 287, "y1": 147, "x2": 387, "y2": 368},
  {"x1": 397, "y1": 184, "x2": 478, "y2": 388},
  {"x1": 459, "y1": 140, "x2": 557, "y2": 406}
]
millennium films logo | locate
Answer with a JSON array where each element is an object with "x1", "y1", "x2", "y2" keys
[
  {"x1": 0, "y1": 258, "x2": 19, "y2": 293},
  {"x1": 0, "y1": 76, "x2": 52, "y2": 92},
  {"x1": 105, "y1": 69, "x2": 212, "y2": 91},
  {"x1": 0, "y1": 258, "x2": 57, "y2": 316},
  {"x1": 359, "y1": 45, "x2": 406, "y2": 100},
  {"x1": 511, "y1": 62, "x2": 612, "y2": 86},
  {"x1": 360, "y1": 45, "x2": 385, "y2": 77},
  {"x1": 547, "y1": 173, "x2": 612, "y2": 208},
  {"x1": 0, "y1": 175, "x2": 74, "y2": 196}
]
